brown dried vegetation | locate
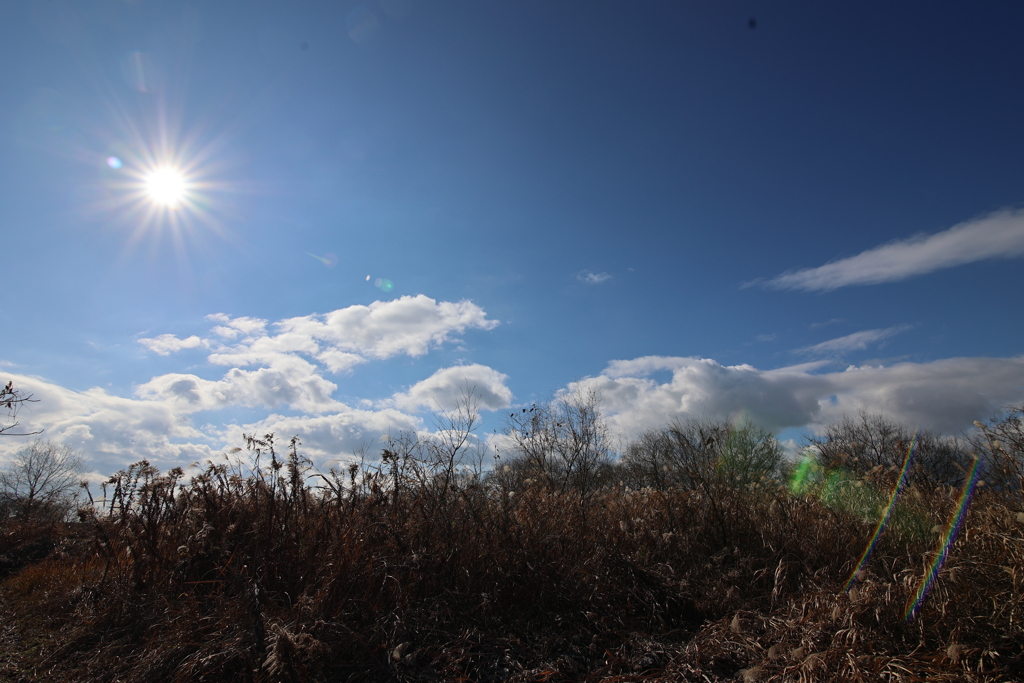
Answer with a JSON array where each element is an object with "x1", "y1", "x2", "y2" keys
[{"x1": 1, "y1": 406, "x2": 1023, "y2": 682}]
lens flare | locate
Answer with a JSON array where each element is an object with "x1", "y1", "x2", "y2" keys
[
  {"x1": 307, "y1": 252, "x2": 338, "y2": 268},
  {"x1": 375, "y1": 277, "x2": 393, "y2": 292},
  {"x1": 843, "y1": 432, "x2": 917, "y2": 592},
  {"x1": 106, "y1": 156, "x2": 123, "y2": 169},
  {"x1": 904, "y1": 455, "x2": 982, "y2": 620},
  {"x1": 789, "y1": 452, "x2": 818, "y2": 495}
]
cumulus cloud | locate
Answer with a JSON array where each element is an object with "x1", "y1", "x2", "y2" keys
[
  {"x1": 0, "y1": 296, "x2": 504, "y2": 472},
  {"x1": 387, "y1": 364, "x2": 513, "y2": 412},
  {"x1": 0, "y1": 371, "x2": 218, "y2": 475},
  {"x1": 130, "y1": 295, "x2": 500, "y2": 416},
  {"x1": 569, "y1": 355, "x2": 1024, "y2": 439},
  {"x1": 0, "y1": 368, "x2": 458, "y2": 474},
  {"x1": 759, "y1": 209, "x2": 1024, "y2": 291},
  {"x1": 578, "y1": 271, "x2": 612, "y2": 285},
  {"x1": 796, "y1": 325, "x2": 913, "y2": 357},
  {"x1": 135, "y1": 356, "x2": 344, "y2": 415},
  {"x1": 206, "y1": 313, "x2": 267, "y2": 339},
  {"x1": 278, "y1": 295, "x2": 499, "y2": 361},
  {"x1": 138, "y1": 334, "x2": 208, "y2": 355},
  {"x1": 217, "y1": 408, "x2": 424, "y2": 465},
  {"x1": 144, "y1": 296, "x2": 497, "y2": 369}
]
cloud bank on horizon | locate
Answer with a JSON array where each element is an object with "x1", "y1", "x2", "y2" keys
[
  {"x1": 758, "y1": 209, "x2": 1024, "y2": 291},
  {"x1": 0, "y1": 295, "x2": 508, "y2": 474},
  {"x1": 573, "y1": 355, "x2": 1024, "y2": 439},
  {"x1": 3, "y1": 293, "x2": 1023, "y2": 477}
]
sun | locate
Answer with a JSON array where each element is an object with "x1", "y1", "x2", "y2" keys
[{"x1": 143, "y1": 167, "x2": 188, "y2": 208}]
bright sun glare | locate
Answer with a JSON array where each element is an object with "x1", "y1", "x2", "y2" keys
[{"x1": 144, "y1": 167, "x2": 187, "y2": 207}]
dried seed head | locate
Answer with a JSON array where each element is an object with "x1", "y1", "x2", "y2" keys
[
  {"x1": 392, "y1": 642, "x2": 412, "y2": 662},
  {"x1": 803, "y1": 652, "x2": 824, "y2": 668},
  {"x1": 741, "y1": 666, "x2": 763, "y2": 682}
]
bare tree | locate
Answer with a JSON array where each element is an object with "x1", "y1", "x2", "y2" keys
[
  {"x1": 502, "y1": 386, "x2": 612, "y2": 495},
  {"x1": 968, "y1": 403, "x2": 1024, "y2": 496},
  {"x1": 806, "y1": 412, "x2": 971, "y2": 487},
  {"x1": 0, "y1": 440, "x2": 84, "y2": 521},
  {"x1": 1, "y1": 381, "x2": 41, "y2": 437},
  {"x1": 425, "y1": 384, "x2": 483, "y2": 496}
]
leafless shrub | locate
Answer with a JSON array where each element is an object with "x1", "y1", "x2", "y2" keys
[
  {"x1": 1, "y1": 404, "x2": 1022, "y2": 682},
  {"x1": 968, "y1": 403, "x2": 1024, "y2": 497},
  {"x1": 807, "y1": 411, "x2": 973, "y2": 487},
  {"x1": 501, "y1": 385, "x2": 614, "y2": 496},
  {"x1": 0, "y1": 439, "x2": 83, "y2": 521}
]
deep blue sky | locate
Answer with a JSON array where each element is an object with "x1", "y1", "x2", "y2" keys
[{"x1": 3, "y1": 0, "x2": 1023, "y2": 474}]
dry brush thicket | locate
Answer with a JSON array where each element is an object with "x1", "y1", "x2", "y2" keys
[{"x1": 1, "y1": 401, "x2": 1023, "y2": 682}]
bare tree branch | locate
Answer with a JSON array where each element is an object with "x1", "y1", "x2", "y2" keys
[{"x1": 0, "y1": 381, "x2": 41, "y2": 437}]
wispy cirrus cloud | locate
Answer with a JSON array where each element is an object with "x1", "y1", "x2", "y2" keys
[
  {"x1": 577, "y1": 270, "x2": 612, "y2": 285},
  {"x1": 756, "y1": 209, "x2": 1024, "y2": 291},
  {"x1": 796, "y1": 325, "x2": 913, "y2": 357}
]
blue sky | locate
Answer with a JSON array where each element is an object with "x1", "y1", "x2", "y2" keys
[{"x1": 2, "y1": 0, "x2": 1023, "y2": 475}]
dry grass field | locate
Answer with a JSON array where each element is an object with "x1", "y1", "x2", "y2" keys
[{"x1": 1, "y1": 405, "x2": 1022, "y2": 682}]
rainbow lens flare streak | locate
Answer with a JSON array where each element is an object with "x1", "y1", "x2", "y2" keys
[
  {"x1": 903, "y1": 455, "x2": 982, "y2": 621},
  {"x1": 843, "y1": 432, "x2": 918, "y2": 592}
]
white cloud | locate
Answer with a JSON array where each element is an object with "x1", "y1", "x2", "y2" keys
[
  {"x1": 760, "y1": 209, "x2": 1024, "y2": 291},
  {"x1": 387, "y1": 364, "x2": 513, "y2": 412},
  {"x1": 135, "y1": 356, "x2": 344, "y2": 415},
  {"x1": 142, "y1": 297, "x2": 497, "y2": 370},
  {"x1": 138, "y1": 334, "x2": 208, "y2": 356},
  {"x1": 1, "y1": 296, "x2": 503, "y2": 474},
  {"x1": 317, "y1": 350, "x2": 366, "y2": 374},
  {"x1": 277, "y1": 295, "x2": 498, "y2": 360},
  {"x1": 6, "y1": 349, "x2": 1024, "y2": 477},
  {"x1": 207, "y1": 331, "x2": 321, "y2": 367},
  {"x1": 578, "y1": 271, "x2": 612, "y2": 285},
  {"x1": 0, "y1": 369, "x2": 442, "y2": 474},
  {"x1": 569, "y1": 355, "x2": 1024, "y2": 439},
  {"x1": 796, "y1": 325, "x2": 913, "y2": 356},
  {"x1": 808, "y1": 318, "x2": 844, "y2": 329},
  {"x1": 217, "y1": 408, "x2": 424, "y2": 465},
  {"x1": 206, "y1": 314, "x2": 267, "y2": 338},
  {"x1": 0, "y1": 371, "x2": 218, "y2": 475}
]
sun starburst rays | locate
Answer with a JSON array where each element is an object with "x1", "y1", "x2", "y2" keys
[{"x1": 102, "y1": 131, "x2": 233, "y2": 260}]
